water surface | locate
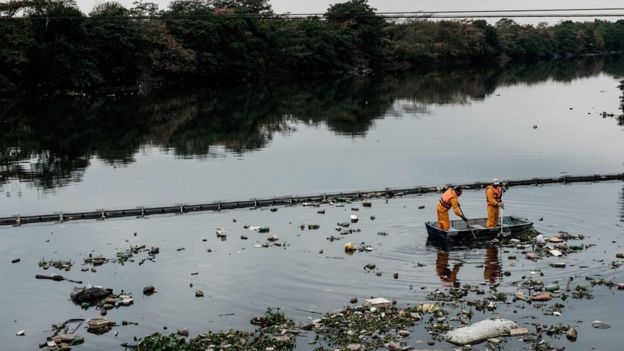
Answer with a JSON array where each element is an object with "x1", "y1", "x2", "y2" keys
[
  {"x1": 1, "y1": 58, "x2": 623, "y2": 215},
  {"x1": 0, "y1": 182, "x2": 622, "y2": 350}
]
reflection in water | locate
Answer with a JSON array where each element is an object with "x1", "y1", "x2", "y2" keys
[
  {"x1": 435, "y1": 245, "x2": 501, "y2": 287},
  {"x1": 1, "y1": 56, "x2": 624, "y2": 190},
  {"x1": 435, "y1": 250, "x2": 462, "y2": 288},
  {"x1": 620, "y1": 186, "x2": 624, "y2": 222},
  {"x1": 483, "y1": 245, "x2": 501, "y2": 284}
]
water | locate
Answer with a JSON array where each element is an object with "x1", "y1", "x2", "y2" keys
[
  {"x1": 0, "y1": 57, "x2": 624, "y2": 350},
  {"x1": 0, "y1": 58, "x2": 623, "y2": 215},
  {"x1": 0, "y1": 182, "x2": 622, "y2": 350}
]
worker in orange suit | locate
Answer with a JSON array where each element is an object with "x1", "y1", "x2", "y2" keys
[
  {"x1": 436, "y1": 186, "x2": 468, "y2": 231},
  {"x1": 485, "y1": 178, "x2": 504, "y2": 227}
]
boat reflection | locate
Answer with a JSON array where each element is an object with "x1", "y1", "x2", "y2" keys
[{"x1": 435, "y1": 245, "x2": 501, "y2": 288}]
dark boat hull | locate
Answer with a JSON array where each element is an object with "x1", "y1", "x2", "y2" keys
[{"x1": 425, "y1": 216, "x2": 533, "y2": 243}]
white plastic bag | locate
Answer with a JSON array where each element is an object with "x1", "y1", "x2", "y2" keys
[{"x1": 445, "y1": 319, "x2": 519, "y2": 345}]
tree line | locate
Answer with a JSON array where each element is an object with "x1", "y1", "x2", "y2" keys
[{"x1": 2, "y1": 0, "x2": 624, "y2": 94}]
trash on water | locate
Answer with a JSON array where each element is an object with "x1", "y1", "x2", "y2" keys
[
  {"x1": 364, "y1": 298, "x2": 392, "y2": 308},
  {"x1": 445, "y1": 319, "x2": 519, "y2": 345},
  {"x1": 87, "y1": 318, "x2": 116, "y2": 334},
  {"x1": 364, "y1": 263, "x2": 376, "y2": 270},
  {"x1": 70, "y1": 287, "x2": 113, "y2": 305},
  {"x1": 247, "y1": 226, "x2": 270, "y2": 233},
  {"x1": 216, "y1": 228, "x2": 226, "y2": 238},
  {"x1": 531, "y1": 292, "x2": 552, "y2": 301},
  {"x1": 549, "y1": 249, "x2": 563, "y2": 257},
  {"x1": 545, "y1": 283, "x2": 560, "y2": 292},
  {"x1": 344, "y1": 242, "x2": 355, "y2": 253},
  {"x1": 592, "y1": 320, "x2": 611, "y2": 329},
  {"x1": 566, "y1": 327, "x2": 578, "y2": 341},
  {"x1": 416, "y1": 303, "x2": 439, "y2": 314},
  {"x1": 350, "y1": 215, "x2": 358, "y2": 223}
]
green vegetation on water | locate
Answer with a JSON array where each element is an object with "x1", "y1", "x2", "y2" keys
[
  {"x1": 137, "y1": 308, "x2": 296, "y2": 351},
  {"x1": 3, "y1": 0, "x2": 624, "y2": 94}
]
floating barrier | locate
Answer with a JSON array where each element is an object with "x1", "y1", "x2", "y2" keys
[{"x1": 1, "y1": 173, "x2": 622, "y2": 227}]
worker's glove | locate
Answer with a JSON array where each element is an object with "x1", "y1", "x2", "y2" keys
[{"x1": 498, "y1": 202, "x2": 504, "y2": 209}]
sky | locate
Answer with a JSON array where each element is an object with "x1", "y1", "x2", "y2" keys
[{"x1": 74, "y1": 0, "x2": 624, "y2": 21}]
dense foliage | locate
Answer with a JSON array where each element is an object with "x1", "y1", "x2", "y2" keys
[{"x1": 2, "y1": 0, "x2": 624, "y2": 93}]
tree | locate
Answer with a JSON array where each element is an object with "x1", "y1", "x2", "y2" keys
[
  {"x1": 324, "y1": 0, "x2": 386, "y2": 65},
  {"x1": 213, "y1": 0, "x2": 272, "y2": 14},
  {"x1": 86, "y1": 2, "x2": 151, "y2": 88}
]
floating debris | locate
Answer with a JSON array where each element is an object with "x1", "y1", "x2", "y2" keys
[
  {"x1": 566, "y1": 327, "x2": 578, "y2": 341},
  {"x1": 364, "y1": 297, "x2": 392, "y2": 308},
  {"x1": 572, "y1": 285, "x2": 593, "y2": 299},
  {"x1": 313, "y1": 304, "x2": 424, "y2": 350},
  {"x1": 138, "y1": 308, "x2": 296, "y2": 350},
  {"x1": 114, "y1": 245, "x2": 159, "y2": 265},
  {"x1": 364, "y1": 263, "x2": 376, "y2": 270},
  {"x1": 344, "y1": 242, "x2": 355, "y2": 253},
  {"x1": 39, "y1": 259, "x2": 73, "y2": 271},
  {"x1": 247, "y1": 225, "x2": 270, "y2": 233},
  {"x1": 87, "y1": 318, "x2": 116, "y2": 335},
  {"x1": 531, "y1": 292, "x2": 553, "y2": 301},
  {"x1": 592, "y1": 320, "x2": 611, "y2": 329},
  {"x1": 70, "y1": 287, "x2": 113, "y2": 305},
  {"x1": 445, "y1": 319, "x2": 519, "y2": 345},
  {"x1": 83, "y1": 255, "x2": 108, "y2": 266}
]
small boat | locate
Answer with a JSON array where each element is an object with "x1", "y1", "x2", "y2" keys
[{"x1": 425, "y1": 216, "x2": 533, "y2": 243}]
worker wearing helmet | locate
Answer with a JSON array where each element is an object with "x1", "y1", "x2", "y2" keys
[
  {"x1": 436, "y1": 186, "x2": 468, "y2": 231},
  {"x1": 485, "y1": 178, "x2": 504, "y2": 228}
]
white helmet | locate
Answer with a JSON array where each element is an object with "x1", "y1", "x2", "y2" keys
[{"x1": 492, "y1": 178, "x2": 500, "y2": 185}]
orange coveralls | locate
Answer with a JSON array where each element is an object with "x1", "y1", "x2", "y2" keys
[
  {"x1": 485, "y1": 185, "x2": 503, "y2": 227},
  {"x1": 436, "y1": 188, "x2": 464, "y2": 231}
]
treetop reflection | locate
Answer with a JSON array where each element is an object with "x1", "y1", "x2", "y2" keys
[{"x1": 1, "y1": 57, "x2": 623, "y2": 190}]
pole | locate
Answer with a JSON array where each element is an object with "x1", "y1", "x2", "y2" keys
[{"x1": 500, "y1": 188, "x2": 505, "y2": 235}]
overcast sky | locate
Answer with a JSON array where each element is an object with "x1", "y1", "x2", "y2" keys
[{"x1": 76, "y1": 0, "x2": 624, "y2": 23}]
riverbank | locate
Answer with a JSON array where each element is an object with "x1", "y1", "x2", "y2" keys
[{"x1": 3, "y1": 0, "x2": 624, "y2": 96}]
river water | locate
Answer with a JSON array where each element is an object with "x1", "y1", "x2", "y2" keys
[{"x1": 0, "y1": 58, "x2": 623, "y2": 350}]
